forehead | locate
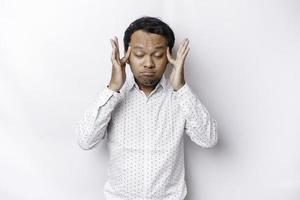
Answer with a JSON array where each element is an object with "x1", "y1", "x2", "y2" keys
[{"x1": 130, "y1": 30, "x2": 167, "y2": 49}]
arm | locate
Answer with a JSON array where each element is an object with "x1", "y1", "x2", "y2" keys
[
  {"x1": 167, "y1": 38, "x2": 217, "y2": 147},
  {"x1": 75, "y1": 86, "x2": 123, "y2": 150},
  {"x1": 174, "y1": 83, "x2": 218, "y2": 148},
  {"x1": 76, "y1": 36, "x2": 131, "y2": 150}
]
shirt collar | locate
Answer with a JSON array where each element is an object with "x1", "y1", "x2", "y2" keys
[{"x1": 127, "y1": 73, "x2": 167, "y2": 92}]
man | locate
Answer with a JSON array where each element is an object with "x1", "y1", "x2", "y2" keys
[{"x1": 76, "y1": 16, "x2": 218, "y2": 200}]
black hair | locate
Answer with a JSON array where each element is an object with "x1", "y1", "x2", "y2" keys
[{"x1": 123, "y1": 16, "x2": 175, "y2": 53}]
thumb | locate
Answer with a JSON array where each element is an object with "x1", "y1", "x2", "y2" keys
[
  {"x1": 121, "y1": 46, "x2": 131, "y2": 65},
  {"x1": 166, "y1": 47, "x2": 175, "y2": 65}
]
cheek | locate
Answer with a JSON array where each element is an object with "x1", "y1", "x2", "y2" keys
[
  {"x1": 155, "y1": 57, "x2": 168, "y2": 66},
  {"x1": 129, "y1": 57, "x2": 142, "y2": 74},
  {"x1": 129, "y1": 56, "x2": 143, "y2": 65}
]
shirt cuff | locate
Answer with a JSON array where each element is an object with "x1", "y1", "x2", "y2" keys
[
  {"x1": 95, "y1": 85, "x2": 123, "y2": 108},
  {"x1": 172, "y1": 83, "x2": 190, "y2": 97}
]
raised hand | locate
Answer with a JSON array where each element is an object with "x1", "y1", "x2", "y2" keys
[
  {"x1": 166, "y1": 38, "x2": 190, "y2": 91},
  {"x1": 108, "y1": 36, "x2": 131, "y2": 92}
]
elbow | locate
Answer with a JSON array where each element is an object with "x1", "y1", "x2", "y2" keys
[
  {"x1": 205, "y1": 134, "x2": 218, "y2": 148},
  {"x1": 75, "y1": 123, "x2": 99, "y2": 150},
  {"x1": 190, "y1": 118, "x2": 219, "y2": 148},
  {"x1": 204, "y1": 118, "x2": 218, "y2": 148},
  {"x1": 77, "y1": 139, "x2": 95, "y2": 150},
  {"x1": 77, "y1": 133, "x2": 101, "y2": 150},
  {"x1": 188, "y1": 132, "x2": 218, "y2": 148},
  {"x1": 197, "y1": 133, "x2": 218, "y2": 148}
]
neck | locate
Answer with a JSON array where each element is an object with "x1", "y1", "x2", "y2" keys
[{"x1": 138, "y1": 83, "x2": 156, "y2": 94}]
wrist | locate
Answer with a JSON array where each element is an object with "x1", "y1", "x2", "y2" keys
[
  {"x1": 173, "y1": 81, "x2": 185, "y2": 91},
  {"x1": 107, "y1": 83, "x2": 121, "y2": 93}
]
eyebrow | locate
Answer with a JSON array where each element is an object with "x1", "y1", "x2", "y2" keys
[{"x1": 132, "y1": 45, "x2": 166, "y2": 50}]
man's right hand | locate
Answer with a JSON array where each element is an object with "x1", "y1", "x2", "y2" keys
[{"x1": 108, "y1": 36, "x2": 131, "y2": 92}]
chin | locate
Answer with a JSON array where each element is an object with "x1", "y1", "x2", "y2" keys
[{"x1": 137, "y1": 76, "x2": 158, "y2": 87}]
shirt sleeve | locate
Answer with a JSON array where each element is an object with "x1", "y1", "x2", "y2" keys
[
  {"x1": 173, "y1": 83, "x2": 218, "y2": 148},
  {"x1": 75, "y1": 86, "x2": 123, "y2": 150}
]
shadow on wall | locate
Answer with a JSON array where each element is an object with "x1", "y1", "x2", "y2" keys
[{"x1": 183, "y1": 127, "x2": 231, "y2": 200}]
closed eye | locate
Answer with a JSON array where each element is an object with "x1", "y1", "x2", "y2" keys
[
  {"x1": 154, "y1": 54, "x2": 164, "y2": 58},
  {"x1": 134, "y1": 54, "x2": 144, "y2": 58}
]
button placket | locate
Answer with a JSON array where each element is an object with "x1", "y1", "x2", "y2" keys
[
  {"x1": 142, "y1": 97, "x2": 146, "y2": 198},
  {"x1": 143, "y1": 97, "x2": 152, "y2": 198}
]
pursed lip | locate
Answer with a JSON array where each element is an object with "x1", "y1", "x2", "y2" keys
[{"x1": 141, "y1": 71, "x2": 155, "y2": 75}]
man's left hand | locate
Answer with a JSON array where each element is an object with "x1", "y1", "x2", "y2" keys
[{"x1": 167, "y1": 38, "x2": 190, "y2": 91}]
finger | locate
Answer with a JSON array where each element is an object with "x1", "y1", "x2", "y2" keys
[
  {"x1": 111, "y1": 51, "x2": 119, "y2": 66},
  {"x1": 180, "y1": 40, "x2": 189, "y2": 59},
  {"x1": 110, "y1": 38, "x2": 117, "y2": 51},
  {"x1": 182, "y1": 38, "x2": 189, "y2": 53},
  {"x1": 115, "y1": 36, "x2": 119, "y2": 48},
  {"x1": 115, "y1": 37, "x2": 120, "y2": 50},
  {"x1": 110, "y1": 39, "x2": 121, "y2": 66},
  {"x1": 178, "y1": 38, "x2": 189, "y2": 56},
  {"x1": 112, "y1": 36, "x2": 120, "y2": 59},
  {"x1": 177, "y1": 39, "x2": 186, "y2": 55},
  {"x1": 110, "y1": 39, "x2": 114, "y2": 49},
  {"x1": 111, "y1": 56, "x2": 119, "y2": 67},
  {"x1": 121, "y1": 46, "x2": 131, "y2": 64},
  {"x1": 182, "y1": 47, "x2": 190, "y2": 62},
  {"x1": 110, "y1": 39, "x2": 117, "y2": 60}
]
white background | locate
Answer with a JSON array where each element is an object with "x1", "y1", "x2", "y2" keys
[{"x1": 1, "y1": 0, "x2": 300, "y2": 199}]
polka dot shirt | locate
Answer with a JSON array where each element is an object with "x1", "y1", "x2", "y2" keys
[{"x1": 76, "y1": 73, "x2": 218, "y2": 200}]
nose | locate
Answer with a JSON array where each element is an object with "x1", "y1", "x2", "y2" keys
[{"x1": 144, "y1": 55, "x2": 155, "y2": 68}]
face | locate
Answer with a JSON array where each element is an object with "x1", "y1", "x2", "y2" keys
[{"x1": 127, "y1": 30, "x2": 168, "y2": 90}]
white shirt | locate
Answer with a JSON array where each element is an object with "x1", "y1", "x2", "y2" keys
[{"x1": 76, "y1": 73, "x2": 218, "y2": 200}]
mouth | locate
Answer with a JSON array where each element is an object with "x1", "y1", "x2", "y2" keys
[{"x1": 141, "y1": 71, "x2": 155, "y2": 76}]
